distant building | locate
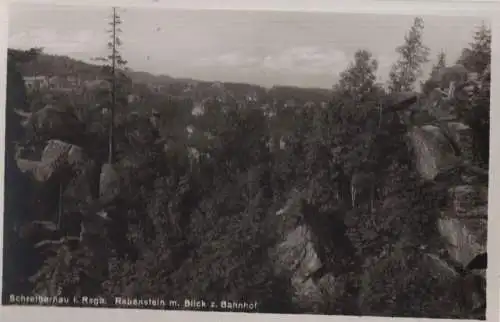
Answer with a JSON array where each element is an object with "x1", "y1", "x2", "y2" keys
[
  {"x1": 261, "y1": 104, "x2": 276, "y2": 118},
  {"x1": 304, "y1": 101, "x2": 316, "y2": 109},
  {"x1": 48, "y1": 76, "x2": 60, "y2": 89},
  {"x1": 245, "y1": 90, "x2": 258, "y2": 103},
  {"x1": 24, "y1": 75, "x2": 87, "y2": 92},
  {"x1": 67, "y1": 75, "x2": 81, "y2": 87},
  {"x1": 284, "y1": 99, "x2": 297, "y2": 108},
  {"x1": 183, "y1": 83, "x2": 196, "y2": 93},
  {"x1": 84, "y1": 79, "x2": 110, "y2": 90},
  {"x1": 127, "y1": 94, "x2": 140, "y2": 103},
  {"x1": 266, "y1": 135, "x2": 287, "y2": 152},
  {"x1": 204, "y1": 131, "x2": 215, "y2": 140},
  {"x1": 185, "y1": 125, "x2": 195, "y2": 139},
  {"x1": 23, "y1": 76, "x2": 49, "y2": 91},
  {"x1": 211, "y1": 82, "x2": 224, "y2": 89},
  {"x1": 148, "y1": 84, "x2": 165, "y2": 93},
  {"x1": 191, "y1": 102, "x2": 205, "y2": 116},
  {"x1": 47, "y1": 76, "x2": 72, "y2": 90},
  {"x1": 280, "y1": 137, "x2": 287, "y2": 150}
]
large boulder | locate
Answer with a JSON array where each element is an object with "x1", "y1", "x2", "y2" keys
[
  {"x1": 14, "y1": 104, "x2": 86, "y2": 145},
  {"x1": 438, "y1": 184, "x2": 488, "y2": 267},
  {"x1": 99, "y1": 163, "x2": 121, "y2": 203},
  {"x1": 16, "y1": 140, "x2": 104, "y2": 224},
  {"x1": 358, "y1": 248, "x2": 466, "y2": 318},
  {"x1": 271, "y1": 188, "x2": 324, "y2": 311},
  {"x1": 273, "y1": 225, "x2": 322, "y2": 279},
  {"x1": 270, "y1": 188, "x2": 353, "y2": 312},
  {"x1": 407, "y1": 125, "x2": 460, "y2": 181},
  {"x1": 271, "y1": 224, "x2": 347, "y2": 313},
  {"x1": 16, "y1": 139, "x2": 83, "y2": 183}
]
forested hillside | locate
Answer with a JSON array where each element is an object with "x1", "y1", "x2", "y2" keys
[
  {"x1": 2, "y1": 16, "x2": 491, "y2": 319},
  {"x1": 16, "y1": 52, "x2": 331, "y2": 106}
]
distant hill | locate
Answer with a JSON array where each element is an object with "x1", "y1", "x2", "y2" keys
[
  {"x1": 15, "y1": 51, "x2": 176, "y2": 84},
  {"x1": 125, "y1": 70, "x2": 177, "y2": 85},
  {"x1": 268, "y1": 86, "x2": 332, "y2": 104},
  {"x1": 17, "y1": 52, "x2": 102, "y2": 80},
  {"x1": 11, "y1": 49, "x2": 332, "y2": 104}
]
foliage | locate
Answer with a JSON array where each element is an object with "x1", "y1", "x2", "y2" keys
[
  {"x1": 335, "y1": 49, "x2": 382, "y2": 104},
  {"x1": 432, "y1": 51, "x2": 447, "y2": 76},
  {"x1": 460, "y1": 23, "x2": 491, "y2": 167},
  {"x1": 93, "y1": 7, "x2": 130, "y2": 163},
  {"x1": 388, "y1": 17, "x2": 430, "y2": 93},
  {"x1": 457, "y1": 22, "x2": 491, "y2": 75}
]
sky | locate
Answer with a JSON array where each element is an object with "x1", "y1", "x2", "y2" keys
[{"x1": 8, "y1": 3, "x2": 490, "y2": 89}]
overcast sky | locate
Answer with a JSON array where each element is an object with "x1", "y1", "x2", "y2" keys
[{"x1": 8, "y1": 3, "x2": 490, "y2": 88}]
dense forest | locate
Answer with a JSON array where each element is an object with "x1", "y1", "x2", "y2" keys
[{"x1": 2, "y1": 13, "x2": 491, "y2": 320}]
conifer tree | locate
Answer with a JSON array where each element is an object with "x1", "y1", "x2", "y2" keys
[
  {"x1": 94, "y1": 7, "x2": 128, "y2": 163},
  {"x1": 335, "y1": 49, "x2": 380, "y2": 103},
  {"x1": 458, "y1": 23, "x2": 491, "y2": 167},
  {"x1": 457, "y1": 22, "x2": 491, "y2": 74},
  {"x1": 388, "y1": 17, "x2": 430, "y2": 93},
  {"x1": 431, "y1": 51, "x2": 447, "y2": 76},
  {"x1": 420, "y1": 51, "x2": 446, "y2": 93}
]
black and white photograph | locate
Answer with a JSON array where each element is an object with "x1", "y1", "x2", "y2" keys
[{"x1": 1, "y1": 2, "x2": 492, "y2": 320}]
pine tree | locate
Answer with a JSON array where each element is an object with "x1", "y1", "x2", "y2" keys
[
  {"x1": 94, "y1": 7, "x2": 128, "y2": 163},
  {"x1": 457, "y1": 22, "x2": 491, "y2": 74},
  {"x1": 335, "y1": 49, "x2": 380, "y2": 103},
  {"x1": 458, "y1": 22, "x2": 491, "y2": 167},
  {"x1": 388, "y1": 17, "x2": 430, "y2": 93},
  {"x1": 431, "y1": 51, "x2": 447, "y2": 76},
  {"x1": 420, "y1": 50, "x2": 447, "y2": 93}
]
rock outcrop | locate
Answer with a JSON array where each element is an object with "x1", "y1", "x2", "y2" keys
[
  {"x1": 405, "y1": 65, "x2": 489, "y2": 318},
  {"x1": 270, "y1": 188, "x2": 356, "y2": 314},
  {"x1": 270, "y1": 66, "x2": 488, "y2": 318}
]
